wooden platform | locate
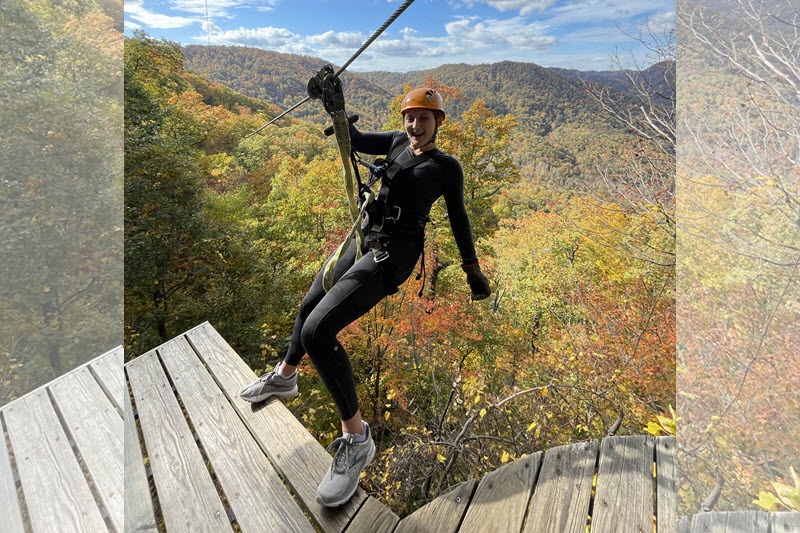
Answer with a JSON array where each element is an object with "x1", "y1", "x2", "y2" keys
[
  {"x1": 678, "y1": 511, "x2": 800, "y2": 533},
  {"x1": 0, "y1": 346, "x2": 124, "y2": 533},
  {"x1": 124, "y1": 322, "x2": 679, "y2": 533}
]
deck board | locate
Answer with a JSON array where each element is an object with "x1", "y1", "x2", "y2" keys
[
  {"x1": 3, "y1": 388, "x2": 107, "y2": 533},
  {"x1": 49, "y1": 366, "x2": 124, "y2": 532},
  {"x1": 524, "y1": 440, "x2": 597, "y2": 533},
  {"x1": 126, "y1": 350, "x2": 230, "y2": 532},
  {"x1": 123, "y1": 374, "x2": 158, "y2": 533},
  {"x1": 157, "y1": 336, "x2": 315, "y2": 533},
  {"x1": 769, "y1": 512, "x2": 800, "y2": 532},
  {"x1": 394, "y1": 479, "x2": 477, "y2": 533},
  {"x1": 691, "y1": 512, "x2": 724, "y2": 533},
  {"x1": 656, "y1": 437, "x2": 677, "y2": 532},
  {"x1": 344, "y1": 496, "x2": 400, "y2": 533},
  {"x1": 0, "y1": 415, "x2": 25, "y2": 533},
  {"x1": 457, "y1": 452, "x2": 542, "y2": 533},
  {"x1": 184, "y1": 322, "x2": 366, "y2": 533},
  {"x1": 90, "y1": 346, "x2": 124, "y2": 412},
  {"x1": 724, "y1": 511, "x2": 768, "y2": 532},
  {"x1": 590, "y1": 435, "x2": 655, "y2": 533}
]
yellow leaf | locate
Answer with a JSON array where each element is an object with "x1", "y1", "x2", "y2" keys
[
  {"x1": 437, "y1": 453, "x2": 447, "y2": 463},
  {"x1": 526, "y1": 421, "x2": 537, "y2": 432},
  {"x1": 501, "y1": 451, "x2": 510, "y2": 464},
  {"x1": 540, "y1": 387, "x2": 548, "y2": 396},
  {"x1": 479, "y1": 408, "x2": 487, "y2": 418},
  {"x1": 384, "y1": 411, "x2": 390, "y2": 420}
]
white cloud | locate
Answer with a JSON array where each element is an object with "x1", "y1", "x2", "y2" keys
[
  {"x1": 370, "y1": 39, "x2": 423, "y2": 57},
  {"x1": 171, "y1": 0, "x2": 240, "y2": 17},
  {"x1": 210, "y1": 26, "x2": 304, "y2": 50},
  {"x1": 125, "y1": 0, "x2": 199, "y2": 29},
  {"x1": 486, "y1": 0, "x2": 558, "y2": 15},
  {"x1": 170, "y1": 0, "x2": 278, "y2": 17},
  {"x1": 643, "y1": 11, "x2": 675, "y2": 34},
  {"x1": 125, "y1": 20, "x2": 143, "y2": 31},
  {"x1": 547, "y1": 0, "x2": 668, "y2": 25},
  {"x1": 307, "y1": 31, "x2": 366, "y2": 48},
  {"x1": 445, "y1": 16, "x2": 557, "y2": 50},
  {"x1": 457, "y1": 0, "x2": 558, "y2": 16}
]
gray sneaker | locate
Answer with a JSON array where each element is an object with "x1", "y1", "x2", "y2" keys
[
  {"x1": 316, "y1": 422, "x2": 376, "y2": 507},
  {"x1": 239, "y1": 363, "x2": 298, "y2": 403}
]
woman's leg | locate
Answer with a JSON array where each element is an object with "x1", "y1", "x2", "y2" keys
[
  {"x1": 283, "y1": 240, "x2": 361, "y2": 367},
  {"x1": 300, "y1": 251, "x2": 388, "y2": 422}
]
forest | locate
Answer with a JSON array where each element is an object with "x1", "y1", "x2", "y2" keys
[{"x1": 125, "y1": 30, "x2": 676, "y2": 516}]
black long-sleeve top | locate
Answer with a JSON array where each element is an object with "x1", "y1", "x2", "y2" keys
[{"x1": 349, "y1": 126, "x2": 478, "y2": 265}]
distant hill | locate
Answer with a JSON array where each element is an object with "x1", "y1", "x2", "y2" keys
[
  {"x1": 182, "y1": 45, "x2": 393, "y2": 130},
  {"x1": 181, "y1": 44, "x2": 675, "y2": 190},
  {"x1": 182, "y1": 45, "x2": 647, "y2": 136}
]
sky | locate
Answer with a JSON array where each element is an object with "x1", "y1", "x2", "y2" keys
[{"x1": 124, "y1": 0, "x2": 675, "y2": 73}]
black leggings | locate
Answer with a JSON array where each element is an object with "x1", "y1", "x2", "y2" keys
[{"x1": 284, "y1": 230, "x2": 422, "y2": 421}]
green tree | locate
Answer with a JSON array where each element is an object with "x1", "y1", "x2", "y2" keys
[{"x1": 0, "y1": 0, "x2": 122, "y2": 404}]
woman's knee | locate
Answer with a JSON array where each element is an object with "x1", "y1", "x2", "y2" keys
[{"x1": 299, "y1": 315, "x2": 331, "y2": 359}]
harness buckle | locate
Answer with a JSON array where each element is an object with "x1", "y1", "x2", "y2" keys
[
  {"x1": 373, "y1": 249, "x2": 390, "y2": 263},
  {"x1": 387, "y1": 205, "x2": 402, "y2": 220}
]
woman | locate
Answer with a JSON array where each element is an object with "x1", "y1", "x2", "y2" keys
[{"x1": 240, "y1": 88, "x2": 491, "y2": 507}]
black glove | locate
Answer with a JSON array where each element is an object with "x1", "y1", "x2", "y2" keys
[{"x1": 462, "y1": 262, "x2": 491, "y2": 301}]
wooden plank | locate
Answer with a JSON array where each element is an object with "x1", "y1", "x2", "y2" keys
[
  {"x1": 0, "y1": 414, "x2": 25, "y2": 533},
  {"x1": 458, "y1": 452, "x2": 542, "y2": 533},
  {"x1": 3, "y1": 388, "x2": 107, "y2": 533},
  {"x1": 590, "y1": 435, "x2": 654, "y2": 533},
  {"x1": 656, "y1": 437, "x2": 677, "y2": 533},
  {"x1": 158, "y1": 336, "x2": 315, "y2": 533},
  {"x1": 724, "y1": 511, "x2": 768, "y2": 532},
  {"x1": 90, "y1": 346, "x2": 124, "y2": 412},
  {"x1": 126, "y1": 350, "x2": 230, "y2": 532},
  {"x1": 49, "y1": 366, "x2": 124, "y2": 532},
  {"x1": 123, "y1": 374, "x2": 158, "y2": 533},
  {"x1": 184, "y1": 322, "x2": 366, "y2": 533},
  {"x1": 690, "y1": 512, "x2": 725, "y2": 533},
  {"x1": 677, "y1": 516, "x2": 690, "y2": 533},
  {"x1": 344, "y1": 496, "x2": 400, "y2": 533},
  {"x1": 524, "y1": 440, "x2": 597, "y2": 533},
  {"x1": 394, "y1": 479, "x2": 477, "y2": 533},
  {"x1": 769, "y1": 512, "x2": 800, "y2": 532}
]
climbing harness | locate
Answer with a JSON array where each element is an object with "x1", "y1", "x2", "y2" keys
[{"x1": 323, "y1": 128, "x2": 432, "y2": 294}]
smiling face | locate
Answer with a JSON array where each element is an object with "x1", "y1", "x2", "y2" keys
[{"x1": 403, "y1": 108, "x2": 442, "y2": 152}]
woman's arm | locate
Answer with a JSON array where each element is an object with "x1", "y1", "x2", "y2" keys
[
  {"x1": 443, "y1": 160, "x2": 478, "y2": 265},
  {"x1": 349, "y1": 124, "x2": 403, "y2": 155}
]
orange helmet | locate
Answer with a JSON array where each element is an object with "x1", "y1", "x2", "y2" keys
[{"x1": 400, "y1": 88, "x2": 445, "y2": 119}]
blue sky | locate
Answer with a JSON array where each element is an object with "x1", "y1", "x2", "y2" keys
[{"x1": 124, "y1": 0, "x2": 675, "y2": 72}]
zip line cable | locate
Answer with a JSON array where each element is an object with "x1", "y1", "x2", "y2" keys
[{"x1": 241, "y1": 0, "x2": 416, "y2": 141}]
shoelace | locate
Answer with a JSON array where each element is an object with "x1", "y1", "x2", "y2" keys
[
  {"x1": 258, "y1": 371, "x2": 278, "y2": 384},
  {"x1": 327, "y1": 434, "x2": 355, "y2": 474}
]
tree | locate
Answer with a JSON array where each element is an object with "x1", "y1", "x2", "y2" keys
[
  {"x1": 677, "y1": 0, "x2": 800, "y2": 513},
  {"x1": 0, "y1": 0, "x2": 123, "y2": 404}
]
